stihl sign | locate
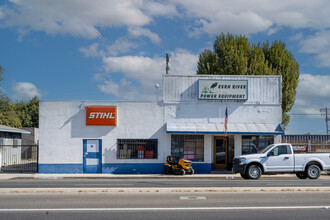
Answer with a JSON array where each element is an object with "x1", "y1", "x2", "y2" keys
[{"x1": 86, "y1": 106, "x2": 117, "y2": 126}]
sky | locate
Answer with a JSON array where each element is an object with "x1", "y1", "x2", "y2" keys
[{"x1": 0, "y1": 0, "x2": 329, "y2": 134}]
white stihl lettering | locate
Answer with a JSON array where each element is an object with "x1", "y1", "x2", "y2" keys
[{"x1": 89, "y1": 112, "x2": 115, "y2": 119}]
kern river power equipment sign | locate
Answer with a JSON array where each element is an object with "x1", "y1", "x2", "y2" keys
[{"x1": 198, "y1": 79, "x2": 248, "y2": 100}]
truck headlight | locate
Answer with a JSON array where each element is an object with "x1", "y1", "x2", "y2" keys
[{"x1": 238, "y1": 158, "x2": 246, "y2": 165}]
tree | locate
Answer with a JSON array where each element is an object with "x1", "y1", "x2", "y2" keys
[
  {"x1": 27, "y1": 96, "x2": 39, "y2": 128},
  {"x1": 0, "y1": 65, "x2": 3, "y2": 81},
  {"x1": 0, "y1": 66, "x2": 39, "y2": 128},
  {"x1": 0, "y1": 95, "x2": 22, "y2": 127},
  {"x1": 15, "y1": 96, "x2": 39, "y2": 128},
  {"x1": 197, "y1": 33, "x2": 300, "y2": 127}
]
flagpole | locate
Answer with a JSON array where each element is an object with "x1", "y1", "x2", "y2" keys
[{"x1": 224, "y1": 107, "x2": 228, "y2": 136}]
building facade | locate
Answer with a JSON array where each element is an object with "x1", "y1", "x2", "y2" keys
[{"x1": 39, "y1": 75, "x2": 284, "y2": 174}]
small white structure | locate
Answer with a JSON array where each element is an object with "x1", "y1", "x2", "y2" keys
[
  {"x1": 39, "y1": 75, "x2": 284, "y2": 174},
  {"x1": 0, "y1": 125, "x2": 30, "y2": 169}
]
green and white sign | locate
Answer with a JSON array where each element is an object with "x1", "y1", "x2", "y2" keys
[{"x1": 198, "y1": 79, "x2": 248, "y2": 100}]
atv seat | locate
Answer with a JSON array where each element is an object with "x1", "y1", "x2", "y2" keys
[{"x1": 167, "y1": 156, "x2": 177, "y2": 165}]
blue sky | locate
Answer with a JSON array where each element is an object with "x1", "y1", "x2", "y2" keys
[{"x1": 0, "y1": 0, "x2": 329, "y2": 134}]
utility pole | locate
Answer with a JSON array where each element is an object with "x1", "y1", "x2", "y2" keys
[
  {"x1": 320, "y1": 107, "x2": 329, "y2": 135},
  {"x1": 166, "y1": 53, "x2": 169, "y2": 75}
]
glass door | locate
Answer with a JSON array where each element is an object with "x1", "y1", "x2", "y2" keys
[{"x1": 214, "y1": 137, "x2": 227, "y2": 169}]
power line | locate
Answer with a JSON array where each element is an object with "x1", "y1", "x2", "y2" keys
[{"x1": 289, "y1": 113, "x2": 322, "y2": 116}]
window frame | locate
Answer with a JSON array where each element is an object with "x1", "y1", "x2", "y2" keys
[
  {"x1": 117, "y1": 139, "x2": 158, "y2": 159},
  {"x1": 171, "y1": 135, "x2": 204, "y2": 162},
  {"x1": 242, "y1": 135, "x2": 274, "y2": 155}
]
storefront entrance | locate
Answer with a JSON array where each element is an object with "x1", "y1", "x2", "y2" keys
[
  {"x1": 83, "y1": 139, "x2": 102, "y2": 173},
  {"x1": 214, "y1": 137, "x2": 227, "y2": 169}
]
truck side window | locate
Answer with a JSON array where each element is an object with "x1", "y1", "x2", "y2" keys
[
  {"x1": 286, "y1": 145, "x2": 292, "y2": 154},
  {"x1": 271, "y1": 145, "x2": 288, "y2": 156}
]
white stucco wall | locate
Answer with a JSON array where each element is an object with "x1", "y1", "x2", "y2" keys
[{"x1": 39, "y1": 101, "x2": 165, "y2": 164}]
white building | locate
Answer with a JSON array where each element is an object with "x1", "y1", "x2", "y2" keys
[{"x1": 39, "y1": 75, "x2": 284, "y2": 174}]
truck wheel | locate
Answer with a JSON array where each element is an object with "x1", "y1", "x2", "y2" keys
[
  {"x1": 240, "y1": 172, "x2": 250, "y2": 179},
  {"x1": 247, "y1": 164, "x2": 262, "y2": 179},
  {"x1": 306, "y1": 165, "x2": 321, "y2": 179},
  {"x1": 296, "y1": 172, "x2": 307, "y2": 179}
]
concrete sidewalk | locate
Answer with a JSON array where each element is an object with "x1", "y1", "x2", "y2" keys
[{"x1": 1, "y1": 172, "x2": 330, "y2": 180}]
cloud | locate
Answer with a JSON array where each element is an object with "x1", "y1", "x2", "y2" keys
[
  {"x1": 107, "y1": 38, "x2": 138, "y2": 56},
  {"x1": 3, "y1": 0, "x2": 330, "y2": 43},
  {"x1": 299, "y1": 31, "x2": 330, "y2": 67},
  {"x1": 144, "y1": 1, "x2": 178, "y2": 17},
  {"x1": 11, "y1": 82, "x2": 41, "y2": 101},
  {"x1": 198, "y1": 11, "x2": 272, "y2": 36},
  {"x1": 79, "y1": 43, "x2": 103, "y2": 57},
  {"x1": 292, "y1": 73, "x2": 330, "y2": 118},
  {"x1": 128, "y1": 27, "x2": 161, "y2": 44},
  {"x1": 174, "y1": 0, "x2": 330, "y2": 36},
  {"x1": 0, "y1": 0, "x2": 151, "y2": 39},
  {"x1": 98, "y1": 49, "x2": 198, "y2": 100}
]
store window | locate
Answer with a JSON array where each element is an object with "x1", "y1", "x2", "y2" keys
[
  {"x1": 117, "y1": 139, "x2": 158, "y2": 159},
  {"x1": 171, "y1": 135, "x2": 204, "y2": 162},
  {"x1": 242, "y1": 136, "x2": 274, "y2": 155}
]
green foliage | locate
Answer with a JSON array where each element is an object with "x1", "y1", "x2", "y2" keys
[
  {"x1": 197, "y1": 49, "x2": 219, "y2": 75},
  {"x1": 0, "y1": 96, "x2": 39, "y2": 128},
  {"x1": 0, "y1": 65, "x2": 39, "y2": 128},
  {"x1": 14, "y1": 96, "x2": 39, "y2": 128},
  {"x1": 196, "y1": 33, "x2": 300, "y2": 127},
  {"x1": 0, "y1": 65, "x2": 3, "y2": 81},
  {"x1": 0, "y1": 95, "x2": 22, "y2": 127}
]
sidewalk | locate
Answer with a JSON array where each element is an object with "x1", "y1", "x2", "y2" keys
[{"x1": 1, "y1": 172, "x2": 330, "y2": 180}]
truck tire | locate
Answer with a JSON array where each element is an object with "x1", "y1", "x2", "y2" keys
[
  {"x1": 247, "y1": 164, "x2": 262, "y2": 179},
  {"x1": 296, "y1": 172, "x2": 307, "y2": 179},
  {"x1": 240, "y1": 172, "x2": 250, "y2": 179},
  {"x1": 306, "y1": 164, "x2": 321, "y2": 179}
]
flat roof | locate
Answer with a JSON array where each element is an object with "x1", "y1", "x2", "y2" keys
[{"x1": 0, "y1": 125, "x2": 31, "y2": 134}]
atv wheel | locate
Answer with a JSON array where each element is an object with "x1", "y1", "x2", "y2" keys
[
  {"x1": 179, "y1": 169, "x2": 186, "y2": 175},
  {"x1": 187, "y1": 169, "x2": 194, "y2": 175},
  {"x1": 163, "y1": 166, "x2": 170, "y2": 174}
]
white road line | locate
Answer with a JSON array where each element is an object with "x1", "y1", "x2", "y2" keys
[
  {"x1": 73, "y1": 184, "x2": 134, "y2": 186},
  {"x1": 0, "y1": 206, "x2": 329, "y2": 212}
]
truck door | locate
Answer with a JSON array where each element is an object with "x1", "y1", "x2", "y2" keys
[{"x1": 264, "y1": 145, "x2": 294, "y2": 172}]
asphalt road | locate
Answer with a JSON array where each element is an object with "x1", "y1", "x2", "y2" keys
[
  {"x1": 0, "y1": 192, "x2": 330, "y2": 219},
  {"x1": 1, "y1": 177, "x2": 330, "y2": 188}
]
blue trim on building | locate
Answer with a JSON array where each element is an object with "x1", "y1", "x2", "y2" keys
[
  {"x1": 39, "y1": 164, "x2": 83, "y2": 174},
  {"x1": 38, "y1": 163, "x2": 213, "y2": 174},
  {"x1": 166, "y1": 131, "x2": 284, "y2": 135}
]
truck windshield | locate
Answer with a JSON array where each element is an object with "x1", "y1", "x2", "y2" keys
[{"x1": 258, "y1": 144, "x2": 275, "y2": 153}]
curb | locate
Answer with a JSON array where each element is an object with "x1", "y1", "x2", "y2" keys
[{"x1": 1, "y1": 187, "x2": 330, "y2": 194}]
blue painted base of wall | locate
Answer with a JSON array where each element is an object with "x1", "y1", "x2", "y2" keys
[
  {"x1": 39, "y1": 164, "x2": 83, "y2": 174},
  {"x1": 39, "y1": 163, "x2": 213, "y2": 174}
]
